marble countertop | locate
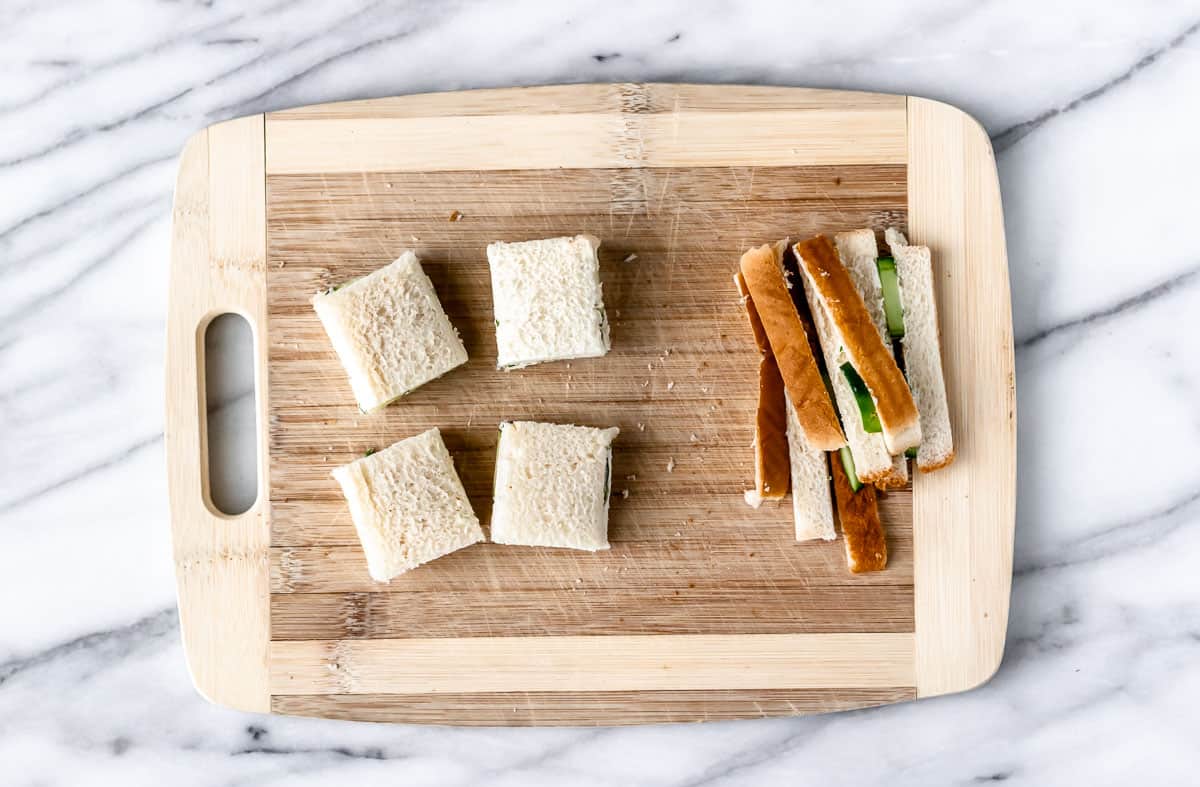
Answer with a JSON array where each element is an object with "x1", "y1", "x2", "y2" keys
[{"x1": 3, "y1": 1, "x2": 1198, "y2": 784}]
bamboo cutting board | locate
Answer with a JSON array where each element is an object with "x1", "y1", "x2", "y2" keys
[{"x1": 166, "y1": 84, "x2": 1016, "y2": 725}]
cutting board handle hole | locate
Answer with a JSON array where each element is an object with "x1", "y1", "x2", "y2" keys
[{"x1": 203, "y1": 313, "x2": 258, "y2": 516}]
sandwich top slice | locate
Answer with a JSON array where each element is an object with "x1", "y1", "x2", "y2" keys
[
  {"x1": 734, "y1": 272, "x2": 790, "y2": 506},
  {"x1": 793, "y1": 235, "x2": 921, "y2": 456},
  {"x1": 738, "y1": 241, "x2": 845, "y2": 452},
  {"x1": 312, "y1": 251, "x2": 468, "y2": 412},
  {"x1": 331, "y1": 427, "x2": 484, "y2": 582},
  {"x1": 884, "y1": 228, "x2": 955, "y2": 472},
  {"x1": 491, "y1": 421, "x2": 619, "y2": 551},
  {"x1": 487, "y1": 235, "x2": 610, "y2": 369}
]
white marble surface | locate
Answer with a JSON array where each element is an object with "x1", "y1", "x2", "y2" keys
[{"x1": 3, "y1": 1, "x2": 1199, "y2": 784}]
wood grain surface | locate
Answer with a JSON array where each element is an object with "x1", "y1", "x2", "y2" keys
[{"x1": 166, "y1": 84, "x2": 1016, "y2": 725}]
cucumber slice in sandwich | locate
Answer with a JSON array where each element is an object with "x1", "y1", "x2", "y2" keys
[
  {"x1": 840, "y1": 362, "x2": 882, "y2": 434},
  {"x1": 905, "y1": 446, "x2": 918, "y2": 459},
  {"x1": 838, "y1": 445, "x2": 863, "y2": 492},
  {"x1": 876, "y1": 256, "x2": 905, "y2": 338}
]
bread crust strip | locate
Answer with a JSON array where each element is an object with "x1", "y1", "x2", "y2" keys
[
  {"x1": 830, "y1": 454, "x2": 887, "y2": 573},
  {"x1": 734, "y1": 272, "x2": 790, "y2": 502}
]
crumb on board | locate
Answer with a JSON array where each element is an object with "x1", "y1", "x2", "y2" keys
[
  {"x1": 626, "y1": 474, "x2": 637, "y2": 481},
  {"x1": 384, "y1": 183, "x2": 393, "y2": 189},
  {"x1": 624, "y1": 253, "x2": 639, "y2": 263},
  {"x1": 674, "y1": 531, "x2": 682, "y2": 537},
  {"x1": 666, "y1": 457, "x2": 676, "y2": 473},
  {"x1": 637, "y1": 422, "x2": 645, "y2": 431},
  {"x1": 449, "y1": 210, "x2": 463, "y2": 221},
  {"x1": 641, "y1": 379, "x2": 649, "y2": 387},
  {"x1": 667, "y1": 381, "x2": 675, "y2": 391},
  {"x1": 621, "y1": 489, "x2": 630, "y2": 499},
  {"x1": 701, "y1": 386, "x2": 709, "y2": 394},
  {"x1": 647, "y1": 363, "x2": 653, "y2": 372},
  {"x1": 690, "y1": 433, "x2": 698, "y2": 442}
]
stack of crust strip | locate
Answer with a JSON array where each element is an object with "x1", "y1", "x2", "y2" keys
[
  {"x1": 793, "y1": 235, "x2": 921, "y2": 456},
  {"x1": 737, "y1": 242, "x2": 845, "y2": 452},
  {"x1": 793, "y1": 231, "x2": 908, "y2": 490}
]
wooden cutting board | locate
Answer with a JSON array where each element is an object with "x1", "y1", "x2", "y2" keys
[{"x1": 166, "y1": 84, "x2": 1016, "y2": 725}]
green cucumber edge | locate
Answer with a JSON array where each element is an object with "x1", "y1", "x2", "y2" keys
[{"x1": 838, "y1": 446, "x2": 863, "y2": 492}]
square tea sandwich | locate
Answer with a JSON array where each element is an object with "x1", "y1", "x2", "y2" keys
[
  {"x1": 331, "y1": 427, "x2": 483, "y2": 581},
  {"x1": 491, "y1": 421, "x2": 619, "y2": 551},
  {"x1": 487, "y1": 235, "x2": 610, "y2": 369},
  {"x1": 312, "y1": 251, "x2": 467, "y2": 412}
]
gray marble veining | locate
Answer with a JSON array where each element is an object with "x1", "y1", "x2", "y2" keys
[{"x1": 2, "y1": 1, "x2": 1199, "y2": 784}]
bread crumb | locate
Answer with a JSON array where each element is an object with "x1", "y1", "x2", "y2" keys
[
  {"x1": 642, "y1": 379, "x2": 649, "y2": 387},
  {"x1": 410, "y1": 235, "x2": 420, "y2": 243},
  {"x1": 327, "y1": 662, "x2": 340, "y2": 672},
  {"x1": 667, "y1": 381, "x2": 675, "y2": 391},
  {"x1": 575, "y1": 577, "x2": 582, "y2": 584},
  {"x1": 647, "y1": 363, "x2": 653, "y2": 372},
  {"x1": 624, "y1": 253, "x2": 639, "y2": 263},
  {"x1": 689, "y1": 433, "x2": 698, "y2": 442},
  {"x1": 637, "y1": 422, "x2": 645, "y2": 431},
  {"x1": 621, "y1": 489, "x2": 629, "y2": 499},
  {"x1": 449, "y1": 210, "x2": 463, "y2": 221},
  {"x1": 625, "y1": 474, "x2": 637, "y2": 481},
  {"x1": 384, "y1": 183, "x2": 393, "y2": 189},
  {"x1": 701, "y1": 386, "x2": 709, "y2": 394},
  {"x1": 665, "y1": 348, "x2": 673, "y2": 356},
  {"x1": 566, "y1": 362, "x2": 571, "y2": 369},
  {"x1": 666, "y1": 457, "x2": 676, "y2": 472},
  {"x1": 674, "y1": 531, "x2": 682, "y2": 537}
]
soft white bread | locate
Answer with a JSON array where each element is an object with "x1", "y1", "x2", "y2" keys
[
  {"x1": 491, "y1": 421, "x2": 619, "y2": 551},
  {"x1": 734, "y1": 272, "x2": 790, "y2": 507},
  {"x1": 738, "y1": 242, "x2": 845, "y2": 452},
  {"x1": 487, "y1": 235, "x2": 610, "y2": 369},
  {"x1": 832, "y1": 229, "x2": 908, "y2": 490},
  {"x1": 312, "y1": 251, "x2": 467, "y2": 412},
  {"x1": 885, "y1": 228, "x2": 955, "y2": 472},
  {"x1": 331, "y1": 428, "x2": 483, "y2": 582},
  {"x1": 785, "y1": 392, "x2": 835, "y2": 541},
  {"x1": 796, "y1": 237, "x2": 906, "y2": 488},
  {"x1": 793, "y1": 236, "x2": 921, "y2": 456}
]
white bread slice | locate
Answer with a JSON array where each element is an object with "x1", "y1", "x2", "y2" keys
[
  {"x1": 331, "y1": 428, "x2": 483, "y2": 582},
  {"x1": 785, "y1": 392, "x2": 835, "y2": 541},
  {"x1": 312, "y1": 251, "x2": 467, "y2": 412},
  {"x1": 793, "y1": 236, "x2": 921, "y2": 455},
  {"x1": 734, "y1": 272, "x2": 790, "y2": 506},
  {"x1": 487, "y1": 235, "x2": 610, "y2": 369},
  {"x1": 885, "y1": 228, "x2": 955, "y2": 472},
  {"x1": 833, "y1": 229, "x2": 908, "y2": 490},
  {"x1": 796, "y1": 247, "x2": 905, "y2": 488},
  {"x1": 738, "y1": 241, "x2": 845, "y2": 451},
  {"x1": 491, "y1": 421, "x2": 619, "y2": 551}
]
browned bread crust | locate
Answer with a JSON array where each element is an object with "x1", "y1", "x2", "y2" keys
[
  {"x1": 830, "y1": 454, "x2": 887, "y2": 573},
  {"x1": 739, "y1": 243, "x2": 845, "y2": 451},
  {"x1": 793, "y1": 235, "x2": 921, "y2": 455},
  {"x1": 735, "y1": 272, "x2": 790, "y2": 500}
]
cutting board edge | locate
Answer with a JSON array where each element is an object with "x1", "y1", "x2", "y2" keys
[{"x1": 166, "y1": 115, "x2": 272, "y2": 713}]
